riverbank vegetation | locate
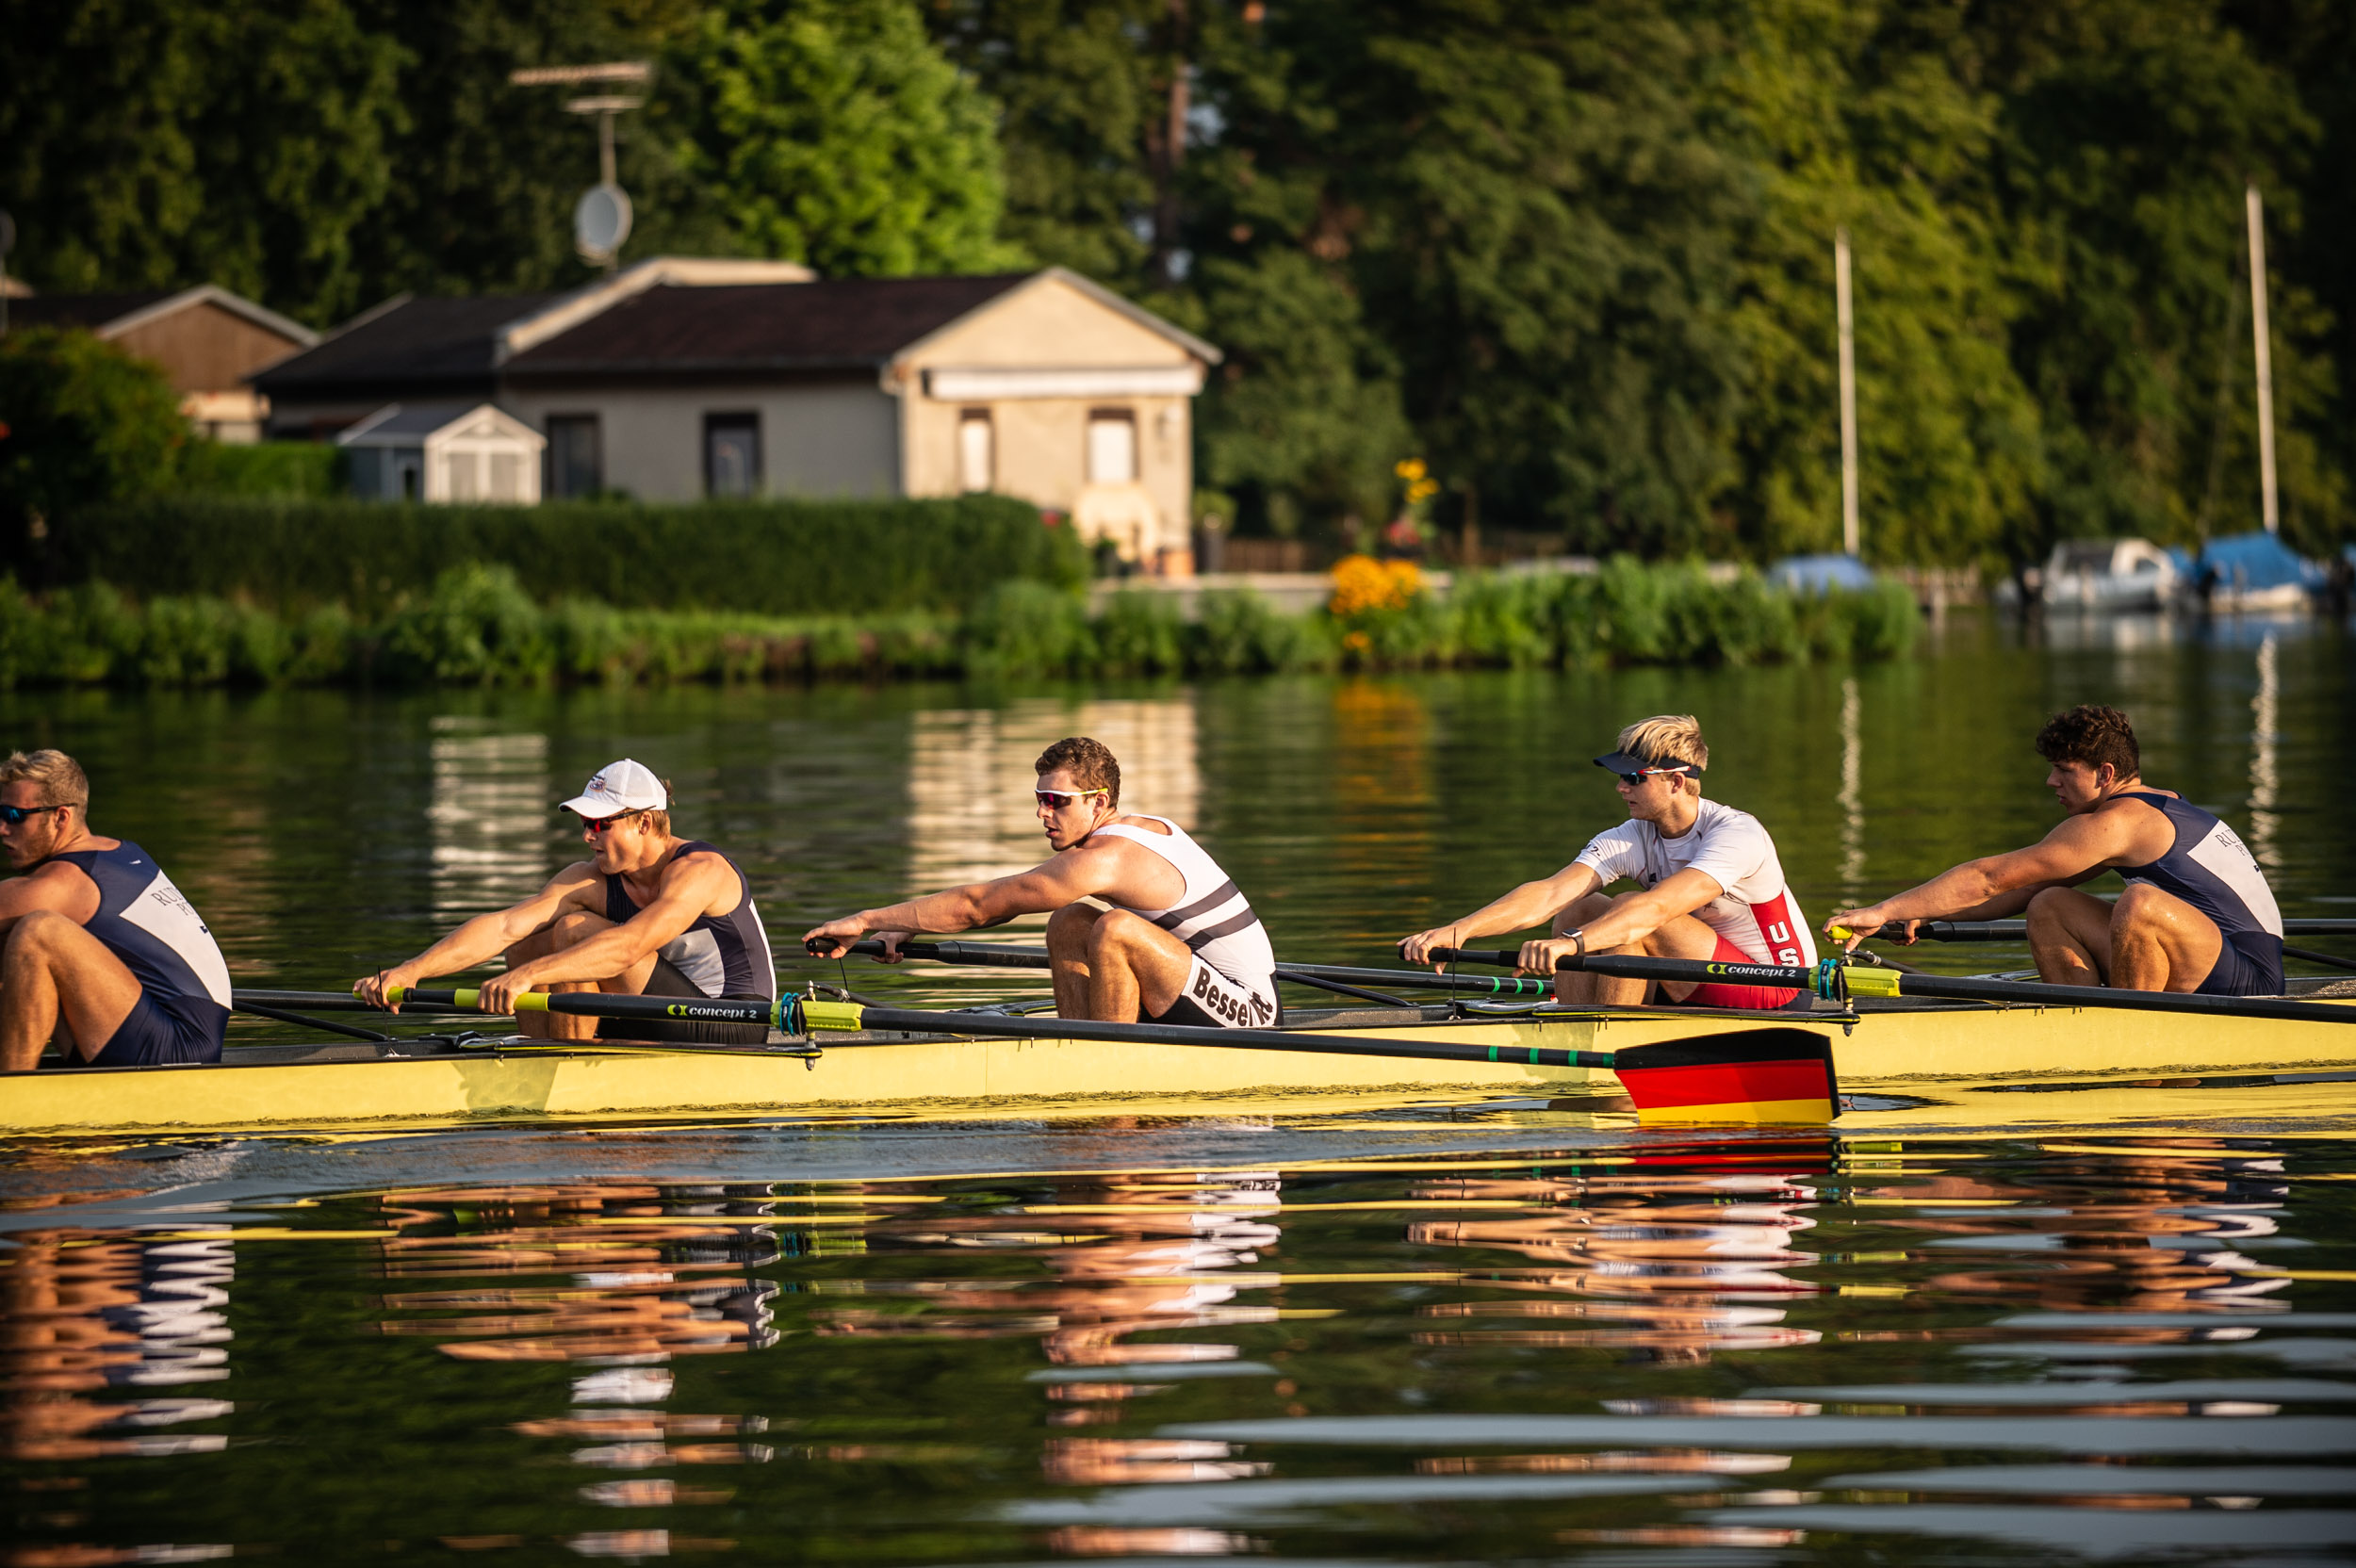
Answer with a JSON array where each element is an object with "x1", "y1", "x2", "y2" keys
[
  {"x1": 0, "y1": 560, "x2": 1917, "y2": 690},
  {"x1": 8, "y1": 2, "x2": 2355, "y2": 572}
]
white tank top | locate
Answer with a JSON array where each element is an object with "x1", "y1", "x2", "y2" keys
[{"x1": 1090, "y1": 816, "x2": 1277, "y2": 989}]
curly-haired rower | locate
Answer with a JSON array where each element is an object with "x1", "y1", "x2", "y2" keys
[{"x1": 1826, "y1": 705, "x2": 2285, "y2": 995}]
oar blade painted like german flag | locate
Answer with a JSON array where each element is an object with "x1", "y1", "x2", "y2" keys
[{"x1": 1608, "y1": 1029, "x2": 1841, "y2": 1125}]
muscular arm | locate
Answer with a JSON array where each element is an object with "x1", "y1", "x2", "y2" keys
[
  {"x1": 0, "y1": 863, "x2": 100, "y2": 939},
  {"x1": 1400, "y1": 863, "x2": 1605, "y2": 965},
  {"x1": 1825, "y1": 808, "x2": 2151, "y2": 942},
  {"x1": 355, "y1": 866, "x2": 600, "y2": 1007},
  {"x1": 501, "y1": 853, "x2": 740, "y2": 991},
  {"x1": 1569, "y1": 866, "x2": 1722, "y2": 951},
  {"x1": 805, "y1": 840, "x2": 1170, "y2": 957}
]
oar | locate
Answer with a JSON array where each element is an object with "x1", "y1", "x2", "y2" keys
[
  {"x1": 382, "y1": 985, "x2": 1840, "y2": 1124},
  {"x1": 1852, "y1": 919, "x2": 2356, "y2": 971},
  {"x1": 1424, "y1": 947, "x2": 2356, "y2": 1026},
  {"x1": 835, "y1": 939, "x2": 1554, "y2": 1002}
]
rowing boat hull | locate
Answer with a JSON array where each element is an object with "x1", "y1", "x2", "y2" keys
[{"x1": 7, "y1": 994, "x2": 2352, "y2": 1137}]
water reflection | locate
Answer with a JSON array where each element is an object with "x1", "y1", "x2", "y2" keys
[
  {"x1": 1, "y1": 1136, "x2": 2351, "y2": 1562},
  {"x1": 908, "y1": 697, "x2": 1200, "y2": 892},
  {"x1": 0, "y1": 1232, "x2": 234, "y2": 1462},
  {"x1": 427, "y1": 717, "x2": 551, "y2": 920}
]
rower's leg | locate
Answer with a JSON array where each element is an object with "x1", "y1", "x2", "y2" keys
[
  {"x1": 1047, "y1": 904, "x2": 1102, "y2": 1018},
  {"x1": 1083, "y1": 910, "x2": 1195, "y2": 1022},
  {"x1": 542, "y1": 909, "x2": 648, "y2": 1041},
  {"x1": 2025, "y1": 887, "x2": 2117, "y2": 986},
  {"x1": 2108, "y1": 881, "x2": 2224, "y2": 993},
  {"x1": 1642, "y1": 912, "x2": 1745, "y2": 1002},
  {"x1": 0, "y1": 911, "x2": 145, "y2": 1071},
  {"x1": 1550, "y1": 892, "x2": 1649, "y2": 1006}
]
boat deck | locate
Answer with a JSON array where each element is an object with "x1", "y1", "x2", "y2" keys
[{"x1": 5, "y1": 981, "x2": 2352, "y2": 1137}]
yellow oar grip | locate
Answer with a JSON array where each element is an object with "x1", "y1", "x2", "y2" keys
[
  {"x1": 800, "y1": 1000, "x2": 867, "y2": 1032},
  {"x1": 513, "y1": 992, "x2": 548, "y2": 1013},
  {"x1": 1828, "y1": 924, "x2": 1859, "y2": 942}
]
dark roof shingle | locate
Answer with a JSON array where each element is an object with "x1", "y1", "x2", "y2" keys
[
  {"x1": 254, "y1": 293, "x2": 557, "y2": 393},
  {"x1": 501, "y1": 275, "x2": 1032, "y2": 377},
  {"x1": 7, "y1": 293, "x2": 178, "y2": 331}
]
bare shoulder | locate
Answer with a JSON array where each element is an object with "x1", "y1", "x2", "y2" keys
[
  {"x1": 0, "y1": 857, "x2": 100, "y2": 918},
  {"x1": 1108, "y1": 813, "x2": 1172, "y2": 836}
]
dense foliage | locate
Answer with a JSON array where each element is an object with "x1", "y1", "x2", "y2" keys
[
  {"x1": 0, "y1": 561, "x2": 1917, "y2": 690},
  {"x1": 4, "y1": 0, "x2": 2352, "y2": 568},
  {"x1": 0, "y1": 328, "x2": 188, "y2": 522},
  {"x1": 35, "y1": 494, "x2": 1088, "y2": 615}
]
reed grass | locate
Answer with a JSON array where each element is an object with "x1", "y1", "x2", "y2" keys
[{"x1": 0, "y1": 559, "x2": 1918, "y2": 690}]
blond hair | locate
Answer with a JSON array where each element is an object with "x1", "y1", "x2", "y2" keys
[
  {"x1": 1615, "y1": 715, "x2": 1708, "y2": 772},
  {"x1": 0, "y1": 748, "x2": 90, "y2": 808}
]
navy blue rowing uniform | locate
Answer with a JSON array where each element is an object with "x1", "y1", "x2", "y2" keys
[
  {"x1": 48, "y1": 841, "x2": 233, "y2": 1065},
  {"x1": 2116, "y1": 792, "x2": 2285, "y2": 997},
  {"x1": 598, "y1": 840, "x2": 775, "y2": 1043}
]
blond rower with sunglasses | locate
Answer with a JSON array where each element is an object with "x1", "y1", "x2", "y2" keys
[
  {"x1": 805, "y1": 736, "x2": 1281, "y2": 1028},
  {"x1": 356, "y1": 760, "x2": 777, "y2": 1042},
  {"x1": 1399, "y1": 714, "x2": 1818, "y2": 1010}
]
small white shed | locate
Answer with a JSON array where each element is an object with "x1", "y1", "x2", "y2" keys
[{"x1": 339, "y1": 402, "x2": 547, "y2": 504}]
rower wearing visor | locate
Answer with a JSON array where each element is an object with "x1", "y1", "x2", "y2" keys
[
  {"x1": 1399, "y1": 714, "x2": 1817, "y2": 1009},
  {"x1": 804, "y1": 735, "x2": 1281, "y2": 1029},
  {"x1": 355, "y1": 760, "x2": 777, "y2": 1043}
]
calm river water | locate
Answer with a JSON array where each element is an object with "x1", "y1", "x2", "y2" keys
[{"x1": 4, "y1": 612, "x2": 2355, "y2": 1563}]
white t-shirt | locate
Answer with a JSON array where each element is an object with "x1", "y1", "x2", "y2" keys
[{"x1": 1571, "y1": 798, "x2": 1818, "y2": 968}]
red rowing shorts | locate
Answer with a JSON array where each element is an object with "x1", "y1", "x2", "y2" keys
[{"x1": 1681, "y1": 933, "x2": 1803, "y2": 1010}]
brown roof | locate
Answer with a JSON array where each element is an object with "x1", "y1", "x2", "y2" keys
[
  {"x1": 500, "y1": 275, "x2": 1032, "y2": 379},
  {"x1": 254, "y1": 293, "x2": 559, "y2": 396}
]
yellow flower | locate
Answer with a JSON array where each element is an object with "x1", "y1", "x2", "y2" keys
[
  {"x1": 1328, "y1": 553, "x2": 1423, "y2": 614},
  {"x1": 1394, "y1": 458, "x2": 1427, "y2": 482},
  {"x1": 1343, "y1": 629, "x2": 1371, "y2": 652}
]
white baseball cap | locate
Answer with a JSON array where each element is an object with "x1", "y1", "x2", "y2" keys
[{"x1": 560, "y1": 759, "x2": 668, "y2": 818}]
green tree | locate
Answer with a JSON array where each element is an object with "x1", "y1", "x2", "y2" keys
[
  {"x1": 348, "y1": 0, "x2": 712, "y2": 299},
  {"x1": 927, "y1": 0, "x2": 1164, "y2": 288},
  {"x1": 655, "y1": 0, "x2": 1021, "y2": 275},
  {"x1": 0, "y1": 330, "x2": 186, "y2": 533},
  {"x1": 0, "y1": 0, "x2": 403, "y2": 324},
  {"x1": 1187, "y1": 0, "x2": 1755, "y2": 553}
]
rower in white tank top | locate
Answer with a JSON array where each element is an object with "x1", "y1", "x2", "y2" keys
[{"x1": 1088, "y1": 816, "x2": 1282, "y2": 1029}]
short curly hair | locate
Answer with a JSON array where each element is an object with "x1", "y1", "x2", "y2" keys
[
  {"x1": 2034, "y1": 704, "x2": 2140, "y2": 778},
  {"x1": 1035, "y1": 736, "x2": 1121, "y2": 807}
]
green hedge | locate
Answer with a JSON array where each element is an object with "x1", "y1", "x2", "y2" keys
[
  {"x1": 178, "y1": 441, "x2": 347, "y2": 498},
  {"x1": 41, "y1": 493, "x2": 1088, "y2": 615},
  {"x1": 0, "y1": 560, "x2": 1919, "y2": 690}
]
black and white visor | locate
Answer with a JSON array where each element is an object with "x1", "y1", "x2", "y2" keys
[{"x1": 1593, "y1": 750, "x2": 1703, "y2": 777}]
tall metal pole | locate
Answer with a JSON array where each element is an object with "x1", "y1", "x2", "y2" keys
[
  {"x1": 1836, "y1": 227, "x2": 1859, "y2": 557},
  {"x1": 2246, "y1": 184, "x2": 2279, "y2": 536}
]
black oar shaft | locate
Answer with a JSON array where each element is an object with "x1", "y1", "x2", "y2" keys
[
  {"x1": 1424, "y1": 946, "x2": 2356, "y2": 1027},
  {"x1": 1875, "y1": 919, "x2": 2356, "y2": 941},
  {"x1": 818, "y1": 1001, "x2": 1617, "y2": 1070},
  {"x1": 839, "y1": 939, "x2": 1553, "y2": 999}
]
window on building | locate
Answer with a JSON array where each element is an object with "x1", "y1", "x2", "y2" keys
[
  {"x1": 547, "y1": 415, "x2": 602, "y2": 499},
  {"x1": 705, "y1": 412, "x2": 761, "y2": 498},
  {"x1": 446, "y1": 449, "x2": 481, "y2": 501},
  {"x1": 489, "y1": 451, "x2": 523, "y2": 502},
  {"x1": 958, "y1": 410, "x2": 994, "y2": 492},
  {"x1": 1086, "y1": 410, "x2": 1137, "y2": 484}
]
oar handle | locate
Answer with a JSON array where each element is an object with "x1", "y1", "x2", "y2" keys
[
  {"x1": 822, "y1": 938, "x2": 1055, "y2": 969},
  {"x1": 386, "y1": 986, "x2": 784, "y2": 1027}
]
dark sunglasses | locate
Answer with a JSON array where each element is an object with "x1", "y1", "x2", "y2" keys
[
  {"x1": 1612, "y1": 766, "x2": 1692, "y2": 787},
  {"x1": 0, "y1": 804, "x2": 65, "y2": 826},
  {"x1": 577, "y1": 810, "x2": 643, "y2": 836}
]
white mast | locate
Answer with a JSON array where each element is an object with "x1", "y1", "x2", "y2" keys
[
  {"x1": 2246, "y1": 185, "x2": 2279, "y2": 535},
  {"x1": 1836, "y1": 227, "x2": 1859, "y2": 557}
]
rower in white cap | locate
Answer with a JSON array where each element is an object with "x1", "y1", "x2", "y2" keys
[{"x1": 355, "y1": 760, "x2": 777, "y2": 1042}]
